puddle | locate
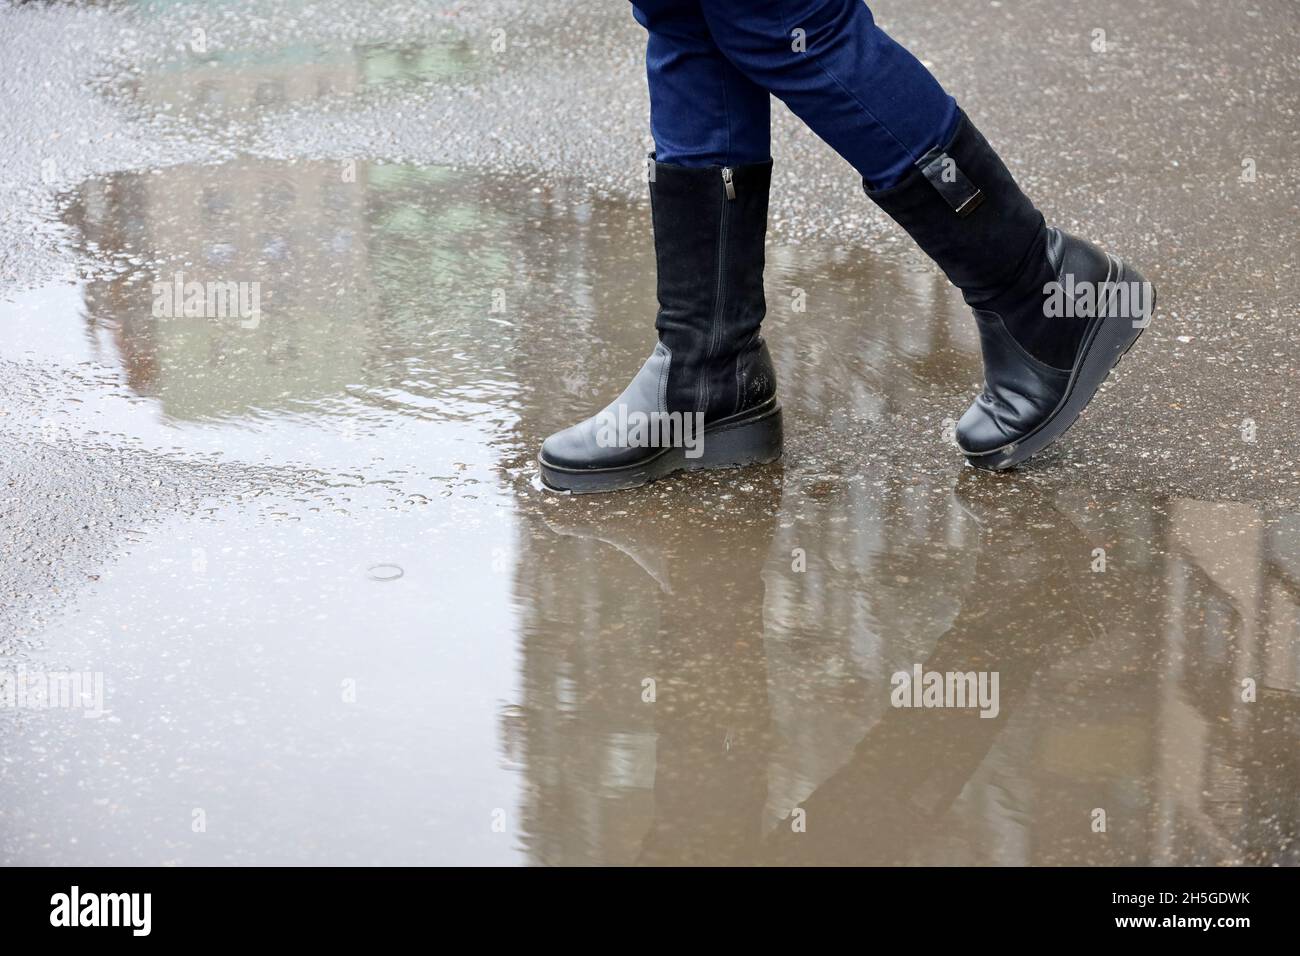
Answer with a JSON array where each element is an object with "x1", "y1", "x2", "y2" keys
[{"x1": 1, "y1": 158, "x2": 1296, "y2": 865}]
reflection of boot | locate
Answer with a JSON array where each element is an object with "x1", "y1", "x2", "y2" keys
[
  {"x1": 866, "y1": 111, "x2": 1156, "y2": 471},
  {"x1": 765, "y1": 480, "x2": 1101, "y2": 865},
  {"x1": 539, "y1": 160, "x2": 782, "y2": 493},
  {"x1": 637, "y1": 520, "x2": 773, "y2": 867},
  {"x1": 544, "y1": 485, "x2": 781, "y2": 865}
]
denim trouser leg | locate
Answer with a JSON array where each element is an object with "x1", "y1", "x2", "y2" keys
[
  {"x1": 631, "y1": 0, "x2": 773, "y2": 167},
  {"x1": 632, "y1": 0, "x2": 960, "y2": 189}
]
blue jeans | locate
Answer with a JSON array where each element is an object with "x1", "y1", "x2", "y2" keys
[{"x1": 631, "y1": 0, "x2": 959, "y2": 189}]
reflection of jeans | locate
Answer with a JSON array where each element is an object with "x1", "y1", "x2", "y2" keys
[{"x1": 630, "y1": 0, "x2": 959, "y2": 188}]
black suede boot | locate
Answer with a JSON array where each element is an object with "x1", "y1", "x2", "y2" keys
[
  {"x1": 539, "y1": 159, "x2": 782, "y2": 492},
  {"x1": 865, "y1": 110, "x2": 1156, "y2": 471}
]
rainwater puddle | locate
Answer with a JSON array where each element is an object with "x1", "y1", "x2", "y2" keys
[{"x1": 1, "y1": 157, "x2": 1295, "y2": 865}]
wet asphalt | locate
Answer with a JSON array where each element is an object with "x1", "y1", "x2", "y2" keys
[{"x1": 0, "y1": 0, "x2": 1297, "y2": 865}]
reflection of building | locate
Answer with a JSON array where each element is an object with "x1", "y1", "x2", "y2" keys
[
  {"x1": 64, "y1": 21, "x2": 481, "y2": 422},
  {"x1": 64, "y1": 155, "x2": 538, "y2": 426},
  {"x1": 1151, "y1": 503, "x2": 1300, "y2": 864},
  {"x1": 68, "y1": 159, "x2": 372, "y2": 419}
]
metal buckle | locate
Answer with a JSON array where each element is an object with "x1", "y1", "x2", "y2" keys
[{"x1": 917, "y1": 147, "x2": 985, "y2": 219}]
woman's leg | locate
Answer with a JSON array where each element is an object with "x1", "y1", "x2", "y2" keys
[
  {"x1": 697, "y1": 0, "x2": 1154, "y2": 471},
  {"x1": 538, "y1": 2, "x2": 783, "y2": 493},
  {"x1": 631, "y1": 0, "x2": 772, "y2": 167},
  {"x1": 695, "y1": 0, "x2": 958, "y2": 189}
]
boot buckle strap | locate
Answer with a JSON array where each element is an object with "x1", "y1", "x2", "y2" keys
[{"x1": 916, "y1": 147, "x2": 985, "y2": 218}]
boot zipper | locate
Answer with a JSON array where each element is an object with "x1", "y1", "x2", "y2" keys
[{"x1": 701, "y1": 168, "x2": 734, "y2": 415}]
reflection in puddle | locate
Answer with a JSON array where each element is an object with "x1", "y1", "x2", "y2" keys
[
  {"x1": 516, "y1": 481, "x2": 1299, "y2": 866},
  {"x1": 0, "y1": 156, "x2": 1295, "y2": 865}
]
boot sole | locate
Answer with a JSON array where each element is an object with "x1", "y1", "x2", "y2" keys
[
  {"x1": 538, "y1": 398, "x2": 783, "y2": 494},
  {"x1": 961, "y1": 256, "x2": 1156, "y2": 471}
]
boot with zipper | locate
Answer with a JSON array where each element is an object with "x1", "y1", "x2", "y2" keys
[
  {"x1": 865, "y1": 110, "x2": 1157, "y2": 471},
  {"x1": 538, "y1": 159, "x2": 782, "y2": 493}
]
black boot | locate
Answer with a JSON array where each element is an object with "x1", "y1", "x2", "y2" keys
[
  {"x1": 866, "y1": 110, "x2": 1156, "y2": 471},
  {"x1": 538, "y1": 159, "x2": 782, "y2": 493}
]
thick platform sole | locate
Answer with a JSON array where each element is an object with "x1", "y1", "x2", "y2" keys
[
  {"x1": 962, "y1": 256, "x2": 1156, "y2": 471},
  {"x1": 538, "y1": 398, "x2": 783, "y2": 494}
]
